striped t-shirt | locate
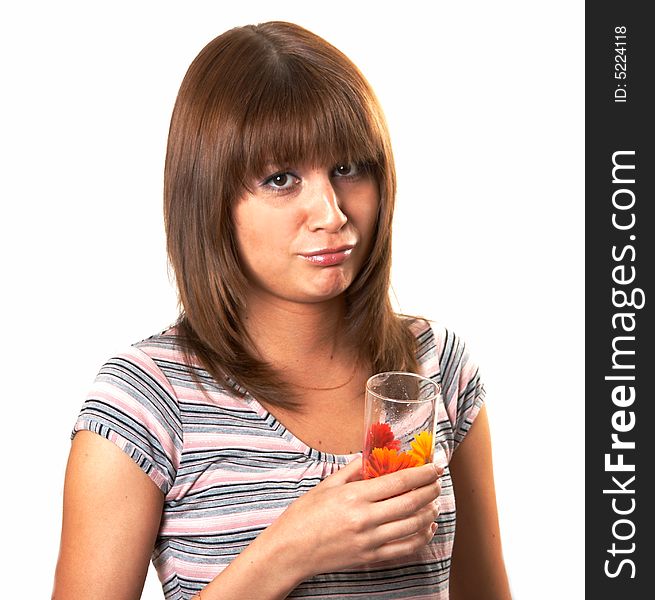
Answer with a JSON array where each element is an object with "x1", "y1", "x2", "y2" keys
[{"x1": 73, "y1": 318, "x2": 484, "y2": 599}]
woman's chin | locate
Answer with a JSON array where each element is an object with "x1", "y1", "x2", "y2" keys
[
  {"x1": 303, "y1": 270, "x2": 353, "y2": 301},
  {"x1": 247, "y1": 267, "x2": 356, "y2": 304}
]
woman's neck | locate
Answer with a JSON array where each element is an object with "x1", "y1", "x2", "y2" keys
[
  {"x1": 242, "y1": 288, "x2": 369, "y2": 419},
  {"x1": 243, "y1": 289, "x2": 354, "y2": 371}
]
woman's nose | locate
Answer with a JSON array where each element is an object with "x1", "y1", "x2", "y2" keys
[{"x1": 305, "y1": 174, "x2": 348, "y2": 232}]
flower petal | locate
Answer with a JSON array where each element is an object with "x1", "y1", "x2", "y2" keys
[
  {"x1": 408, "y1": 431, "x2": 433, "y2": 466},
  {"x1": 364, "y1": 447, "x2": 420, "y2": 478},
  {"x1": 366, "y1": 422, "x2": 401, "y2": 451}
]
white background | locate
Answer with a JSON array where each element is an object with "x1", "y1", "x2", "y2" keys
[{"x1": 1, "y1": 1, "x2": 584, "y2": 598}]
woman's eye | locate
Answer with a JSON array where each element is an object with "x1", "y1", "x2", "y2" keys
[
  {"x1": 332, "y1": 162, "x2": 360, "y2": 177},
  {"x1": 263, "y1": 172, "x2": 299, "y2": 191}
]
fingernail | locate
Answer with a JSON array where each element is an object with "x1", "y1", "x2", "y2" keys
[
  {"x1": 433, "y1": 499, "x2": 441, "y2": 513},
  {"x1": 433, "y1": 464, "x2": 444, "y2": 476},
  {"x1": 430, "y1": 522, "x2": 438, "y2": 534}
]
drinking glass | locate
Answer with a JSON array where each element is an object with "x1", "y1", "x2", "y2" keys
[{"x1": 362, "y1": 372, "x2": 440, "y2": 478}]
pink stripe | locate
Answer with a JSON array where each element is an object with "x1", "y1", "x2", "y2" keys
[
  {"x1": 183, "y1": 432, "x2": 293, "y2": 452},
  {"x1": 169, "y1": 559, "x2": 225, "y2": 580},
  {"x1": 160, "y1": 507, "x2": 285, "y2": 536}
]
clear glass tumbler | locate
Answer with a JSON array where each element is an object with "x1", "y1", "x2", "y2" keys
[{"x1": 362, "y1": 371, "x2": 440, "y2": 479}]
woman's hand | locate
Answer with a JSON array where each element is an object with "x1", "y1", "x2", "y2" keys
[{"x1": 281, "y1": 458, "x2": 442, "y2": 575}]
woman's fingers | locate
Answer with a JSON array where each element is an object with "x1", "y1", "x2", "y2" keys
[
  {"x1": 324, "y1": 459, "x2": 443, "y2": 497},
  {"x1": 323, "y1": 461, "x2": 442, "y2": 530},
  {"x1": 368, "y1": 524, "x2": 439, "y2": 565},
  {"x1": 368, "y1": 477, "x2": 441, "y2": 525},
  {"x1": 355, "y1": 462, "x2": 443, "y2": 503},
  {"x1": 323, "y1": 455, "x2": 366, "y2": 486},
  {"x1": 369, "y1": 499, "x2": 440, "y2": 548}
]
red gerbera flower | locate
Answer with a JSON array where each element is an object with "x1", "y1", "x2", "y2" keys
[
  {"x1": 366, "y1": 422, "x2": 401, "y2": 452},
  {"x1": 364, "y1": 447, "x2": 420, "y2": 478}
]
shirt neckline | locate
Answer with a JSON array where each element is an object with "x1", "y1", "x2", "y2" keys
[{"x1": 244, "y1": 392, "x2": 361, "y2": 465}]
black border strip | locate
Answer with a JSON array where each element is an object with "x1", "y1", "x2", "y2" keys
[{"x1": 586, "y1": 3, "x2": 654, "y2": 598}]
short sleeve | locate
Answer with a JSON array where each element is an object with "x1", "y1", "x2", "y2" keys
[
  {"x1": 72, "y1": 346, "x2": 183, "y2": 495},
  {"x1": 430, "y1": 324, "x2": 486, "y2": 457}
]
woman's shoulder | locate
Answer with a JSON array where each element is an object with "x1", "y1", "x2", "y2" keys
[
  {"x1": 132, "y1": 324, "x2": 185, "y2": 354},
  {"x1": 86, "y1": 325, "x2": 208, "y2": 402},
  {"x1": 84, "y1": 326, "x2": 185, "y2": 405},
  {"x1": 127, "y1": 325, "x2": 203, "y2": 370},
  {"x1": 401, "y1": 316, "x2": 479, "y2": 382},
  {"x1": 401, "y1": 315, "x2": 455, "y2": 354}
]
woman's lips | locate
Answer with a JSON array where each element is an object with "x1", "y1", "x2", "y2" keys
[{"x1": 299, "y1": 246, "x2": 354, "y2": 266}]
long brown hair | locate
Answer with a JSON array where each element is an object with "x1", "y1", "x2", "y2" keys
[{"x1": 164, "y1": 21, "x2": 418, "y2": 408}]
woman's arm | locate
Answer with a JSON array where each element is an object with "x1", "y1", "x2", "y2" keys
[
  {"x1": 52, "y1": 430, "x2": 164, "y2": 599},
  {"x1": 448, "y1": 404, "x2": 512, "y2": 599}
]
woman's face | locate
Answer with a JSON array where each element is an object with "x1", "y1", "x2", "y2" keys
[{"x1": 233, "y1": 161, "x2": 379, "y2": 305}]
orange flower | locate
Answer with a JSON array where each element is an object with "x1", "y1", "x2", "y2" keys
[
  {"x1": 364, "y1": 447, "x2": 419, "y2": 478},
  {"x1": 408, "y1": 431, "x2": 433, "y2": 466},
  {"x1": 366, "y1": 422, "x2": 401, "y2": 452}
]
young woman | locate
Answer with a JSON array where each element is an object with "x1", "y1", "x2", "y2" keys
[{"x1": 53, "y1": 21, "x2": 510, "y2": 600}]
